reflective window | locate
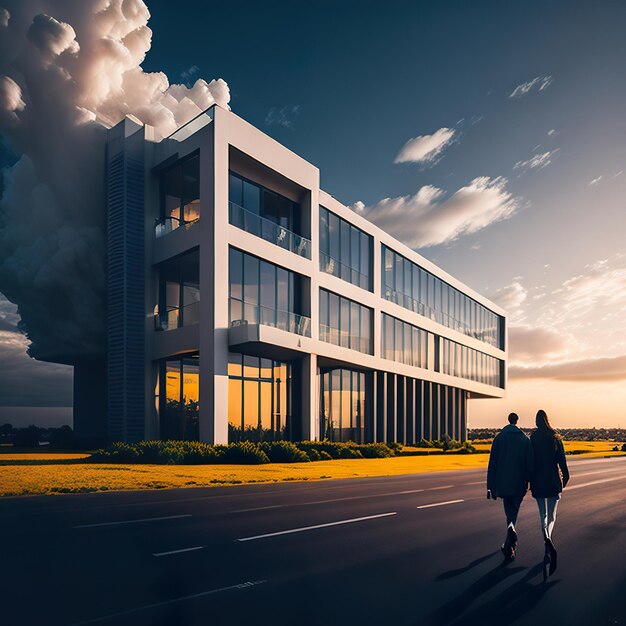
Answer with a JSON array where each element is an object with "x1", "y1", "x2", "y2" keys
[
  {"x1": 156, "y1": 250, "x2": 199, "y2": 331},
  {"x1": 319, "y1": 288, "x2": 373, "y2": 354},
  {"x1": 381, "y1": 313, "x2": 431, "y2": 369},
  {"x1": 320, "y1": 368, "x2": 366, "y2": 443},
  {"x1": 228, "y1": 352, "x2": 293, "y2": 442},
  {"x1": 381, "y1": 244, "x2": 504, "y2": 349},
  {"x1": 319, "y1": 207, "x2": 373, "y2": 291},
  {"x1": 159, "y1": 355, "x2": 199, "y2": 440},
  {"x1": 160, "y1": 154, "x2": 200, "y2": 226},
  {"x1": 439, "y1": 337, "x2": 504, "y2": 388},
  {"x1": 229, "y1": 248, "x2": 310, "y2": 336}
]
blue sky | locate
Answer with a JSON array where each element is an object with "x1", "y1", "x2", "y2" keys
[{"x1": 1, "y1": 0, "x2": 625, "y2": 428}]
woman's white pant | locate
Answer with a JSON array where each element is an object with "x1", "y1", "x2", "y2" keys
[{"x1": 536, "y1": 497, "x2": 559, "y2": 539}]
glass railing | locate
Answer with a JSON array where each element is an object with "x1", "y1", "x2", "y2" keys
[
  {"x1": 229, "y1": 298, "x2": 311, "y2": 337},
  {"x1": 167, "y1": 105, "x2": 215, "y2": 142},
  {"x1": 154, "y1": 216, "x2": 199, "y2": 238},
  {"x1": 382, "y1": 288, "x2": 498, "y2": 347},
  {"x1": 154, "y1": 302, "x2": 200, "y2": 331},
  {"x1": 229, "y1": 202, "x2": 311, "y2": 259},
  {"x1": 319, "y1": 324, "x2": 373, "y2": 355},
  {"x1": 319, "y1": 252, "x2": 370, "y2": 291}
]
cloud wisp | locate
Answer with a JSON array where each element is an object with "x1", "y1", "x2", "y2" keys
[
  {"x1": 265, "y1": 105, "x2": 301, "y2": 130},
  {"x1": 510, "y1": 354, "x2": 626, "y2": 382},
  {"x1": 510, "y1": 75, "x2": 554, "y2": 98},
  {"x1": 352, "y1": 176, "x2": 521, "y2": 249},
  {"x1": 513, "y1": 149, "x2": 560, "y2": 174},
  {"x1": 394, "y1": 127, "x2": 456, "y2": 165}
]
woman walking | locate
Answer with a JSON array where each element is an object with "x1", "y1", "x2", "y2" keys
[{"x1": 530, "y1": 409, "x2": 570, "y2": 580}]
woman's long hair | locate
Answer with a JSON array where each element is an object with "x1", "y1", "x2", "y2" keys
[{"x1": 536, "y1": 409, "x2": 560, "y2": 438}]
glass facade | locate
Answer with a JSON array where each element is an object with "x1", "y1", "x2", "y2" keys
[
  {"x1": 229, "y1": 247, "x2": 311, "y2": 336},
  {"x1": 319, "y1": 288, "x2": 373, "y2": 354},
  {"x1": 158, "y1": 355, "x2": 199, "y2": 440},
  {"x1": 229, "y1": 172, "x2": 310, "y2": 258},
  {"x1": 381, "y1": 313, "x2": 433, "y2": 369},
  {"x1": 382, "y1": 245, "x2": 504, "y2": 349},
  {"x1": 156, "y1": 154, "x2": 200, "y2": 236},
  {"x1": 440, "y1": 337, "x2": 503, "y2": 388},
  {"x1": 228, "y1": 352, "x2": 293, "y2": 442},
  {"x1": 320, "y1": 369, "x2": 366, "y2": 443},
  {"x1": 319, "y1": 207, "x2": 372, "y2": 290},
  {"x1": 155, "y1": 250, "x2": 199, "y2": 330}
]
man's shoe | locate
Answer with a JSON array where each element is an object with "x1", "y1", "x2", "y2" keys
[
  {"x1": 501, "y1": 542, "x2": 515, "y2": 561},
  {"x1": 546, "y1": 537, "x2": 557, "y2": 575},
  {"x1": 507, "y1": 525, "x2": 518, "y2": 549}
]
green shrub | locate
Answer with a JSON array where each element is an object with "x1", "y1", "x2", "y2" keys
[
  {"x1": 221, "y1": 441, "x2": 270, "y2": 464},
  {"x1": 259, "y1": 441, "x2": 310, "y2": 463}
]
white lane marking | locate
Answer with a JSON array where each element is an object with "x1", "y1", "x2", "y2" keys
[
  {"x1": 236, "y1": 512, "x2": 397, "y2": 542},
  {"x1": 71, "y1": 580, "x2": 267, "y2": 625},
  {"x1": 300, "y1": 488, "x2": 424, "y2": 506},
  {"x1": 427, "y1": 485, "x2": 454, "y2": 490},
  {"x1": 231, "y1": 505, "x2": 283, "y2": 513},
  {"x1": 566, "y1": 475, "x2": 626, "y2": 491},
  {"x1": 417, "y1": 499, "x2": 465, "y2": 509},
  {"x1": 153, "y1": 546, "x2": 205, "y2": 557},
  {"x1": 73, "y1": 514, "x2": 191, "y2": 529}
]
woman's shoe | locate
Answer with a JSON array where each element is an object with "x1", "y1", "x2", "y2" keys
[
  {"x1": 546, "y1": 537, "x2": 557, "y2": 575},
  {"x1": 543, "y1": 543, "x2": 551, "y2": 582}
]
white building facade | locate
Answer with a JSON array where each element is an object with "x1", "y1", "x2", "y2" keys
[{"x1": 102, "y1": 104, "x2": 507, "y2": 445}]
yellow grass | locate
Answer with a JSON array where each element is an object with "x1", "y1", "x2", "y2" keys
[
  {"x1": 0, "y1": 453, "x2": 90, "y2": 461},
  {"x1": 0, "y1": 441, "x2": 622, "y2": 497}
]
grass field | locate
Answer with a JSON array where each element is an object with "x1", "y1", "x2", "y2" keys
[{"x1": 0, "y1": 441, "x2": 623, "y2": 497}]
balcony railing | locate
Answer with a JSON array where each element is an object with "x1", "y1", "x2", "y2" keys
[
  {"x1": 319, "y1": 324, "x2": 372, "y2": 355},
  {"x1": 382, "y1": 288, "x2": 497, "y2": 346},
  {"x1": 154, "y1": 301, "x2": 200, "y2": 331},
  {"x1": 319, "y1": 252, "x2": 370, "y2": 291},
  {"x1": 229, "y1": 298, "x2": 311, "y2": 337},
  {"x1": 229, "y1": 202, "x2": 311, "y2": 259},
  {"x1": 154, "y1": 216, "x2": 199, "y2": 238}
]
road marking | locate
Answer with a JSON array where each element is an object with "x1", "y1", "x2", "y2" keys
[
  {"x1": 231, "y1": 505, "x2": 283, "y2": 513},
  {"x1": 427, "y1": 485, "x2": 454, "y2": 490},
  {"x1": 566, "y1": 475, "x2": 626, "y2": 491},
  {"x1": 153, "y1": 546, "x2": 205, "y2": 557},
  {"x1": 300, "y1": 489, "x2": 425, "y2": 506},
  {"x1": 71, "y1": 580, "x2": 267, "y2": 624},
  {"x1": 73, "y1": 514, "x2": 191, "y2": 529},
  {"x1": 235, "y1": 512, "x2": 397, "y2": 542},
  {"x1": 417, "y1": 499, "x2": 465, "y2": 509}
]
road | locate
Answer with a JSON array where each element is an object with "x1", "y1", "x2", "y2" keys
[{"x1": 1, "y1": 456, "x2": 625, "y2": 626}]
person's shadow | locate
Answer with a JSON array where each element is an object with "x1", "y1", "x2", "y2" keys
[{"x1": 414, "y1": 557, "x2": 560, "y2": 626}]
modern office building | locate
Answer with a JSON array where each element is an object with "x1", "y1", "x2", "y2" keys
[{"x1": 96, "y1": 104, "x2": 506, "y2": 444}]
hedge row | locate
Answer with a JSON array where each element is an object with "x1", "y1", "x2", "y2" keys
[{"x1": 90, "y1": 440, "x2": 400, "y2": 465}]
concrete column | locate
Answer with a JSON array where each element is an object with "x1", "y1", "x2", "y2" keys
[{"x1": 301, "y1": 353, "x2": 318, "y2": 440}]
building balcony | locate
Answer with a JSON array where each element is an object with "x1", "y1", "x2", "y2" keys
[
  {"x1": 229, "y1": 298, "x2": 311, "y2": 337},
  {"x1": 154, "y1": 302, "x2": 199, "y2": 331},
  {"x1": 319, "y1": 324, "x2": 372, "y2": 355},
  {"x1": 320, "y1": 251, "x2": 370, "y2": 290},
  {"x1": 154, "y1": 216, "x2": 200, "y2": 239},
  {"x1": 229, "y1": 202, "x2": 311, "y2": 259}
]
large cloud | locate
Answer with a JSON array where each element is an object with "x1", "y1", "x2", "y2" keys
[
  {"x1": 510, "y1": 355, "x2": 626, "y2": 382},
  {"x1": 508, "y1": 325, "x2": 570, "y2": 363},
  {"x1": 0, "y1": 0, "x2": 230, "y2": 363},
  {"x1": 394, "y1": 127, "x2": 455, "y2": 165},
  {"x1": 352, "y1": 176, "x2": 520, "y2": 249}
]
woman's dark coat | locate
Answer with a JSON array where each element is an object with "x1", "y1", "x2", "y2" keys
[
  {"x1": 487, "y1": 424, "x2": 534, "y2": 498},
  {"x1": 530, "y1": 429, "x2": 570, "y2": 499}
]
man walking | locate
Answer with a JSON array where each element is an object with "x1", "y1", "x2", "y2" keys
[{"x1": 487, "y1": 413, "x2": 533, "y2": 560}]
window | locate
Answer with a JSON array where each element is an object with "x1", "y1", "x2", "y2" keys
[
  {"x1": 320, "y1": 368, "x2": 366, "y2": 443},
  {"x1": 160, "y1": 154, "x2": 200, "y2": 226},
  {"x1": 156, "y1": 250, "x2": 200, "y2": 330},
  {"x1": 159, "y1": 355, "x2": 199, "y2": 440},
  {"x1": 320, "y1": 288, "x2": 373, "y2": 354},
  {"x1": 319, "y1": 207, "x2": 373, "y2": 291}
]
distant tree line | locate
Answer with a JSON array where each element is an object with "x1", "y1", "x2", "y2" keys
[
  {"x1": 469, "y1": 427, "x2": 626, "y2": 442},
  {"x1": 0, "y1": 424, "x2": 79, "y2": 449}
]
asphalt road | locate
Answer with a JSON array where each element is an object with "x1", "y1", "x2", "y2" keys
[{"x1": 1, "y1": 456, "x2": 625, "y2": 626}]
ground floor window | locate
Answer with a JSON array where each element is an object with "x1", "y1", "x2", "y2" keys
[
  {"x1": 158, "y1": 354, "x2": 199, "y2": 440},
  {"x1": 228, "y1": 352, "x2": 293, "y2": 442},
  {"x1": 320, "y1": 369, "x2": 366, "y2": 443}
]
